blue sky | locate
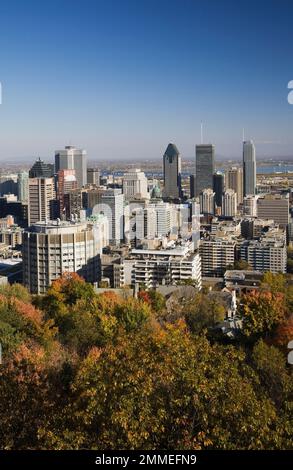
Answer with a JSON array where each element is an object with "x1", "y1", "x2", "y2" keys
[{"x1": 0, "y1": 0, "x2": 293, "y2": 161}]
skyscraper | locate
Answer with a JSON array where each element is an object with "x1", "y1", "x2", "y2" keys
[
  {"x1": 122, "y1": 169, "x2": 149, "y2": 201},
  {"x1": 90, "y1": 188, "x2": 124, "y2": 245},
  {"x1": 29, "y1": 158, "x2": 54, "y2": 178},
  {"x1": 243, "y1": 140, "x2": 256, "y2": 196},
  {"x1": 17, "y1": 171, "x2": 29, "y2": 202},
  {"x1": 57, "y1": 169, "x2": 77, "y2": 218},
  {"x1": 23, "y1": 219, "x2": 109, "y2": 294},
  {"x1": 195, "y1": 144, "x2": 215, "y2": 196},
  {"x1": 213, "y1": 173, "x2": 224, "y2": 208},
  {"x1": 223, "y1": 189, "x2": 237, "y2": 217},
  {"x1": 199, "y1": 188, "x2": 215, "y2": 215},
  {"x1": 163, "y1": 143, "x2": 182, "y2": 199},
  {"x1": 226, "y1": 167, "x2": 243, "y2": 204},
  {"x1": 87, "y1": 168, "x2": 101, "y2": 186},
  {"x1": 28, "y1": 177, "x2": 55, "y2": 225},
  {"x1": 55, "y1": 146, "x2": 87, "y2": 188}
]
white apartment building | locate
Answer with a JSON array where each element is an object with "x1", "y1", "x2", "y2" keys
[
  {"x1": 122, "y1": 242, "x2": 202, "y2": 290},
  {"x1": 200, "y1": 188, "x2": 215, "y2": 215},
  {"x1": 222, "y1": 189, "x2": 237, "y2": 217},
  {"x1": 22, "y1": 218, "x2": 108, "y2": 294}
]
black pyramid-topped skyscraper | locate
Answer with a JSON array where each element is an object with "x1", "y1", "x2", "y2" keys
[{"x1": 163, "y1": 143, "x2": 182, "y2": 199}]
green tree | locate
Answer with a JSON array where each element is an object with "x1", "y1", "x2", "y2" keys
[{"x1": 185, "y1": 293, "x2": 226, "y2": 334}]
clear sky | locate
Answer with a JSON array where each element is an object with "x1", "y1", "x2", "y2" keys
[{"x1": 0, "y1": 0, "x2": 293, "y2": 162}]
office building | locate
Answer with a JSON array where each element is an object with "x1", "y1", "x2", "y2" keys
[
  {"x1": 213, "y1": 173, "x2": 224, "y2": 208},
  {"x1": 243, "y1": 195, "x2": 258, "y2": 217},
  {"x1": 223, "y1": 189, "x2": 237, "y2": 217},
  {"x1": 90, "y1": 188, "x2": 124, "y2": 245},
  {"x1": 22, "y1": 218, "x2": 108, "y2": 294},
  {"x1": 87, "y1": 168, "x2": 101, "y2": 186},
  {"x1": 28, "y1": 178, "x2": 55, "y2": 225},
  {"x1": 130, "y1": 206, "x2": 157, "y2": 244},
  {"x1": 29, "y1": 158, "x2": 54, "y2": 178},
  {"x1": 195, "y1": 144, "x2": 215, "y2": 196},
  {"x1": 122, "y1": 169, "x2": 149, "y2": 201},
  {"x1": 17, "y1": 171, "x2": 29, "y2": 202},
  {"x1": 0, "y1": 196, "x2": 28, "y2": 227},
  {"x1": 225, "y1": 167, "x2": 243, "y2": 204},
  {"x1": 163, "y1": 143, "x2": 182, "y2": 199},
  {"x1": 0, "y1": 174, "x2": 18, "y2": 197},
  {"x1": 243, "y1": 140, "x2": 256, "y2": 196},
  {"x1": 55, "y1": 146, "x2": 87, "y2": 188},
  {"x1": 257, "y1": 194, "x2": 289, "y2": 228},
  {"x1": 57, "y1": 169, "x2": 77, "y2": 218}
]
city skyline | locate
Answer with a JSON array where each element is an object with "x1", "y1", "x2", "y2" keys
[{"x1": 0, "y1": 0, "x2": 293, "y2": 161}]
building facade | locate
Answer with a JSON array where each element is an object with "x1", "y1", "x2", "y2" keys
[
  {"x1": 225, "y1": 167, "x2": 243, "y2": 204},
  {"x1": 55, "y1": 146, "x2": 87, "y2": 188},
  {"x1": 163, "y1": 143, "x2": 182, "y2": 199},
  {"x1": 222, "y1": 189, "x2": 237, "y2": 217},
  {"x1": 22, "y1": 219, "x2": 108, "y2": 293},
  {"x1": 28, "y1": 177, "x2": 55, "y2": 225},
  {"x1": 122, "y1": 169, "x2": 149, "y2": 201},
  {"x1": 195, "y1": 144, "x2": 215, "y2": 196},
  {"x1": 243, "y1": 140, "x2": 256, "y2": 196}
]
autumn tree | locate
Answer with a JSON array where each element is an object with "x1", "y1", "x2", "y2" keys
[{"x1": 239, "y1": 290, "x2": 286, "y2": 338}]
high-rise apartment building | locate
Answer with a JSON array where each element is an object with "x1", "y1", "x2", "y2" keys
[
  {"x1": 199, "y1": 238, "x2": 236, "y2": 277},
  {"x1": 240, "y1": 236, "x2": 287, "y2": 274},
  {"x1": 225, "y1": 167, "x2": 243, "y2": 204},
  {"x1": 28, "y1": 177, "x2": 55, "y2": 225},
  {"x1": 195, "y1": 144, "x2": 215, "y2": 196},
  {"x1": 122, "y1": 169, "x2": 149, "y2": 201},
  {"x1": 223, "y1": 189, "x2": 237, "y2": 217},
  {"x1": 243, "y1": 140, "x2": 256, "y2": 196},
  {"x1": 123, "y1": 242, "x2": 202, "y2": 290},
  {"x1": 163, "y1": 143, "x2": 182, "y2": 199},
  {"x1": 200, "y1": 188, "x2": 215, "y2": 215},
  {"x1": 55, "y1": 146, "x2": 87, "y2": 188},
  {"x1": 22, "y1": 219, "x2": 108, "y2": 293}
]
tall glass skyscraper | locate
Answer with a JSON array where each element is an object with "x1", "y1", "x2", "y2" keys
[
  {"x1": 195, "y1": 144, "x2": 215, "y2": 196},
  {"x1": 243, "y1": 140, "x2": 256, "y2": 196},
  {"x1": 163, "y1": 143, "x2": 182, "y2": 199},
  {"x1": 213, "y1": 173, "x2": 224, "y2": 208}
]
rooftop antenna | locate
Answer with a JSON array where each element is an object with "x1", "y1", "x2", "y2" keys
[
  {"x1": 242, "y1": 128, "x2": 245, "y2": 142},
  {"x1": 200, "y1": 121, "x2": 203, "y2": 144}
]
